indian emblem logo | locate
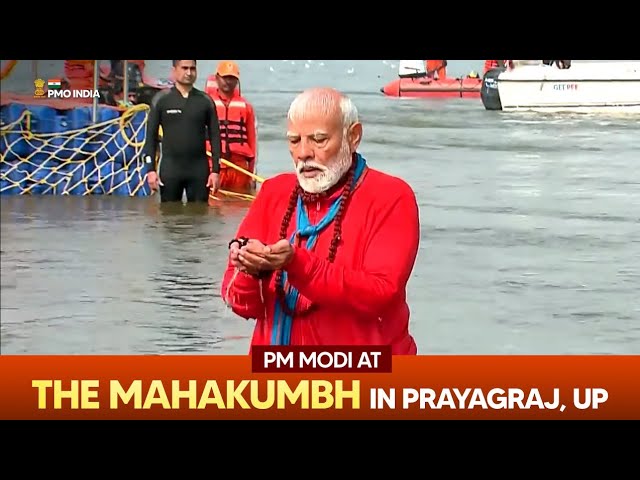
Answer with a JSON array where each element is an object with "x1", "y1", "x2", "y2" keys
[{"x1": 34, "y1": 78, "x2": 46, "y2": 98}]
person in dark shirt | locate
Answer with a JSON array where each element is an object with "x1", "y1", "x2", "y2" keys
[{"x1": 142, "y1": 60, "x2": 222, "y2": 203}]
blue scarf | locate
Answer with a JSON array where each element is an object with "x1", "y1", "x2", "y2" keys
[{"x1": 271, "y1": 153, "x2": 367, "y2": 345}]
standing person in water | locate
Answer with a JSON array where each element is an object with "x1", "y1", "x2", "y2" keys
[
  {"x1": 220, "y1": 87, "x2": 421, "y2": 353},
  {"x1": 204, "y1": 61, "x2": 258, "y2": 194},
  {"x1": 142, "y1": 60, "x2": 222, "y2": 203}
]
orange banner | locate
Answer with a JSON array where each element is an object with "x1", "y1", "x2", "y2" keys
[{"x1": 0, "y1": 354, "x2": 638, "y2": 420}]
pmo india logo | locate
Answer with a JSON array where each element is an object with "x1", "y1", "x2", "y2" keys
[{"x1": 33, "y1": 78, "x2": 100, "y2": 99}]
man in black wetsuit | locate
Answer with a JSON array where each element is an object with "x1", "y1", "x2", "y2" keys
[{"x1": 142, "y1": 60, "x2": 222, "y2": 202}]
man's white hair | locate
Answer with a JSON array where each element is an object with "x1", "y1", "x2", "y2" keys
[{"x1": 287, "y1": 88, "x2": 359, "y2": 131}]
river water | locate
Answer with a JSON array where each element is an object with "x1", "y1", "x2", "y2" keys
[{"x1": 1, "y1": 60, "x2": 639, "y2": 354}]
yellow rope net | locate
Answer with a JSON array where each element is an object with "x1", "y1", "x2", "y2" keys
[
  {"x1": 1, "y1": 100, "x2": 266, "y2": 201},
  {"x1": 1, "y1": 103, "x2": 151, "y2": 196}
]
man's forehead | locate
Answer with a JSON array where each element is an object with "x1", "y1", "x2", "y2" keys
[
  {"x1": 287, "y1": 118, "x2": 341, "y2": 137},
  {"x1": 287, "y1": 128, "x2": 331, "y2": 138}
]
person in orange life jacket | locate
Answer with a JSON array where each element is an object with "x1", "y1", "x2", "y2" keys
[
  {"x1": 426, "y1": 60, "x2": 447, "y2": 79},
  {"x1": 220, "y1": 87, "x2": 420, "y2": 353},
  {"x1": 204, "y1": 61, "x2": 257, "y2": 194}
]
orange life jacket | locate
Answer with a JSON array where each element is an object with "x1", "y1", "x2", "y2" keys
[
  {"x1": 425, "y1": 60, "x2": 447, "y2": 79},
  {"x1": 205, "y1": 78, "x2": 254, "y2": 159}
]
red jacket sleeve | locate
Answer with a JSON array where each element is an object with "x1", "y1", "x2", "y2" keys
[
  {"x1": 283, "y1": 181, "x2": 420, "y2": 317},
  {"x1": 246, "y1": 103, "x2": 257, "y2": 159},
  {"x1": 220, "y1": 179, "x2": 272, "y2": 319}
]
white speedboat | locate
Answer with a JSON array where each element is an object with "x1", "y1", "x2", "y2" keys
[{"x1": 481, "y1": 60, "x2": 640, "y2": 113}]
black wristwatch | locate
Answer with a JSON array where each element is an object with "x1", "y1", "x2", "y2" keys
[{"x1": 228, "y1": 236, "x2": 249, "y2": 249}]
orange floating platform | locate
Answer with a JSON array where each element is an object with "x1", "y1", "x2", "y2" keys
[{"x1": 381, "y1": 76, "x2": 482, "y2": 98}]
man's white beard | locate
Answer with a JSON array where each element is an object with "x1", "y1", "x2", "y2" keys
[{"x1": 296, "y1": 140, "x2": 352, "y2": 194}]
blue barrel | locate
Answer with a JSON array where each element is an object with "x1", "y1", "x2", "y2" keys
[
  {"x1": 0, "y1": 160, "x2": 29, "y2": 195},
  {"x1": 65, "y1": 161, "x2": 89, "y2": 195},
  {"x1": 0, "y1": 103, "x2": 29, "y2": 162},
  {"x1": 110, "y1": 165, "x2": 131, "y2": 196},
  {"x1": 100, "y1": 155, "x2": 119, "y2": 195},
  {"x1": 23, "y1": 163, "x2": 53, "y2": 195},
  {"x1": 66, "y1": 106, "x2": 93, "y2": 161},
  {"x1": 50, "y1": 175, "x2": 69, "y2": 195},
  {"x1": 27, "y1": 105, "x2": 60, "y2": 171},
  {"x1": 98, "y1": 107, "x2": 122, "y2": 166},
  {"x1": 115, "y1": 109, "x2": 148, "y2": 196},
  {"x1": 50, "y1": 111, "x2": 70, "y2": 160},
  {"x1": 94, "y1": 107, "x2": 122, "y2": 194},
  {"x1": 49, "y1": 157, "x2": 76, "y2": 195},
  {"x1": 109, "y1": 109, "x2": 146, "y2": 169},
  {"x1": 50, "y1": 159, "x2": 71, "y2": 194},
  {"x1": 125, "y1": 110, "x2": 147, "y2": 166},
  {"x1": 82, "y1": 157, "x2": 102, "y2": 195},
  {"x1": 28, "y1": 158, "x2": 59, "y2": 194}
]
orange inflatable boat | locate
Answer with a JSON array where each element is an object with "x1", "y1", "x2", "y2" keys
[
  {"x1": 381, "y1": 76, "x2": 482, "y2": 98},
  {"x1": 381, "y1": 60, "x2": 482, "y2": 98}
]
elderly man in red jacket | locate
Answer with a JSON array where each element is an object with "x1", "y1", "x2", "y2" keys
[{"x1": 220, "y1": 87, "x2": 420, "y2": 354}]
